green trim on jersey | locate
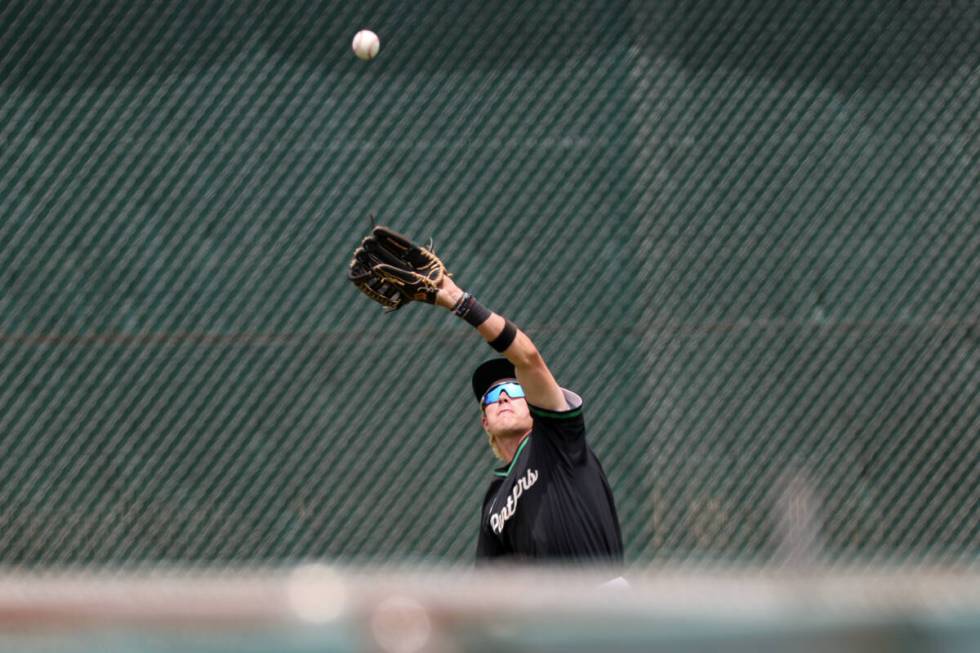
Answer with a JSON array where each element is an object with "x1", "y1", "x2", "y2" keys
[
  {"x1": 529, "y1": 405, "x2": 583, "y2": 420},
  {"x1": 493, "y1": 436, "x2": 531, "y2": 478}
]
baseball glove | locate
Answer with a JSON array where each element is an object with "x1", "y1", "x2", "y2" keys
[{"x1": 348, "y1": 225, "x2": 450, "y2": 311}]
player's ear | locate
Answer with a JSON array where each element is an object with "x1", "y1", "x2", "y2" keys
[{"x1": 481, "y1": 411, "x2": 489, "y2": 431}]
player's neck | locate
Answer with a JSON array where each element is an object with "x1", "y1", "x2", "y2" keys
[{"x1": 499, "y1": 429, "x2": 531, "y2": 464}]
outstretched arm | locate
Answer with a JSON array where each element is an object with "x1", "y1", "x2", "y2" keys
[
  {"x1": 436, "y1": 276, "x2": 567, "y2": 412},
  {"x1": 348, "y1": 225, "x2": 568, "y2": 411}
]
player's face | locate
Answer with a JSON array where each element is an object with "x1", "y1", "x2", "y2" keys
[{"x1": 481, "y1": 380, "x2": 532, "y2": 436}]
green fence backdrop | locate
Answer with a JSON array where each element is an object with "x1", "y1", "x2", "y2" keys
[{"x1": 0, "y1": 0, "x2": 977, "y2": 566}]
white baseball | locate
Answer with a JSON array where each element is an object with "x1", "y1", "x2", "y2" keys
[{"x1": 352, "y1": 30, "x2": 380, "y2": 61}]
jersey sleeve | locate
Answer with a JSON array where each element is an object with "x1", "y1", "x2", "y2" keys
[{"x1": 528, "y1": 389, "x2": 587, "y2": 462}]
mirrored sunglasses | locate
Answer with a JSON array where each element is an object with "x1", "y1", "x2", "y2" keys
[{"x1": 482, "y1": 381, "x2": 525, "y2": 406}]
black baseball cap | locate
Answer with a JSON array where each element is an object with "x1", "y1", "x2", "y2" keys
[{"x1": 471, "y1": 358, "x2": 516, "y2": 402}]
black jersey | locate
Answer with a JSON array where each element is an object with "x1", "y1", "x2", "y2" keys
[{"x1": 475, "y1": 390, "x2": 623, "y2": 563}]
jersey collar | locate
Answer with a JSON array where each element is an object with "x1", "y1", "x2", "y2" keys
[{"x1": 493, "y1": 433, "x2": 531, "y2": 478}]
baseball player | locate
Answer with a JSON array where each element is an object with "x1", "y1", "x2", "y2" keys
[{"x1": 350, "y1": 226, "x2": 623, "y2": 564}]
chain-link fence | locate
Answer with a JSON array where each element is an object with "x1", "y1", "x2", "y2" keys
[{"x1": 0, "y1": 0, "x2": 977, "y2": 566}]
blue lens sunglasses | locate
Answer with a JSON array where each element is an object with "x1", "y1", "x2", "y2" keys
[{"x1": 482, "y1": 381, "x2": 526, "y2": 406}]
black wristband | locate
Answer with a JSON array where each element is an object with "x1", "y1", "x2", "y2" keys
[
  {"x1": 489, "y1": 320, "x2": 518, "y2": 352},
  {"x1": 451, "y1": 291, "x2": 470, "y2": 315},
  {"x1": 450, "y1": 292, "x2": 467, "y2": 313},
  {"x1": 453, "y1": 292, "x2": 492, "y2": 327}
]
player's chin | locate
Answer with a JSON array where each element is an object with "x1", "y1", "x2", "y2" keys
[
  {"x1": 494, "y1": 413, "x2": 521, "y2": 429},
  {"x1": 500, "y1": 414, "x2": 531, "y2": 431}
]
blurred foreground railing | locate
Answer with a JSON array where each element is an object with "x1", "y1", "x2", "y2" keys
[{"x1": 0, "y1": 564, "x2": 978, "y2": 653}]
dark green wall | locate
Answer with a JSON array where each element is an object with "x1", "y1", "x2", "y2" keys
[{"x1": 0, "y1": 0, "x2": 976, "y2": 565}]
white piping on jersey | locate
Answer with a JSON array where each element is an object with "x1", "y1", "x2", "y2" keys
[{"x1": 489, "y1": 468, "x2": 539, "y2": 535}]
